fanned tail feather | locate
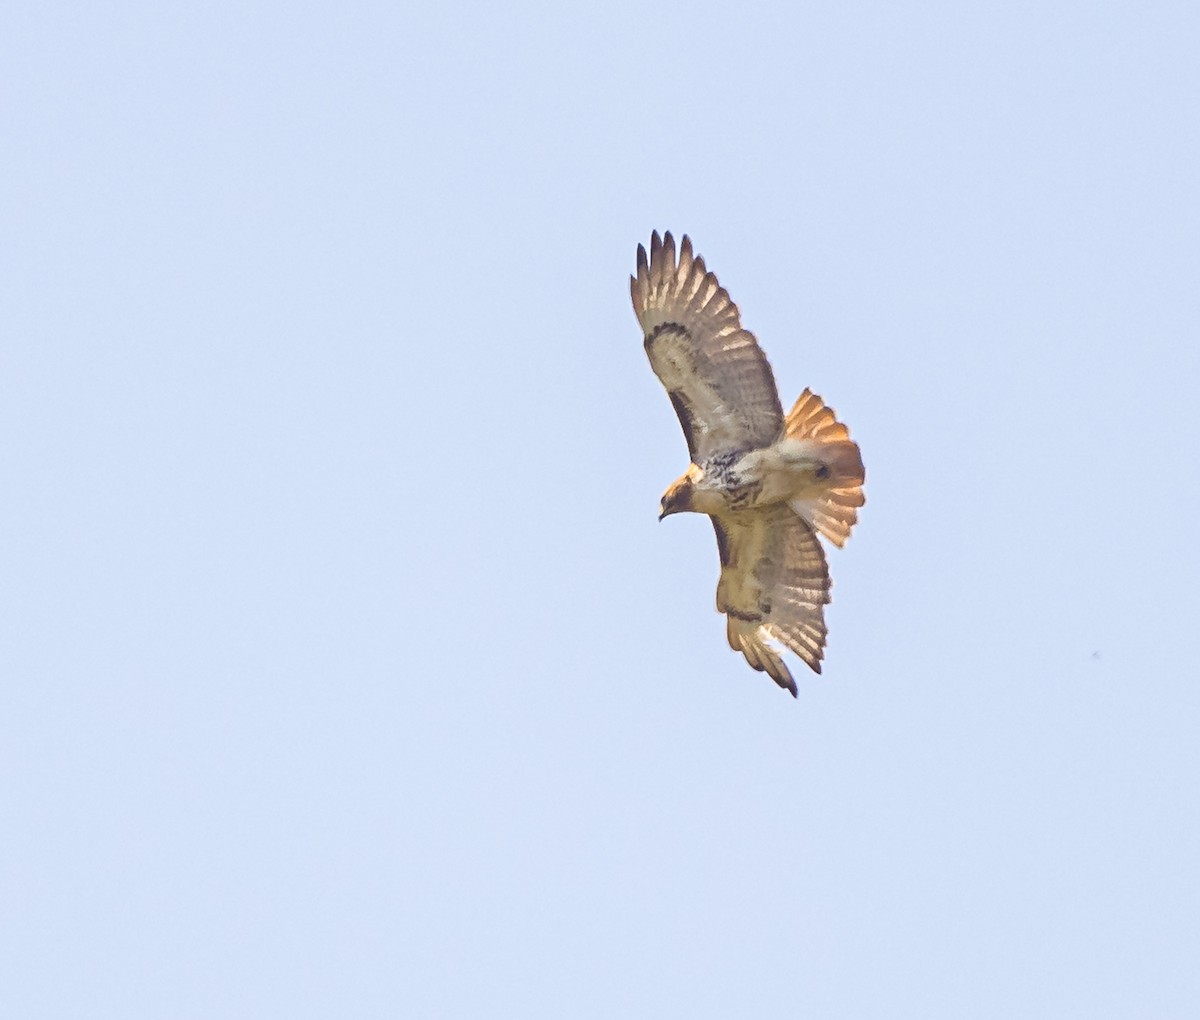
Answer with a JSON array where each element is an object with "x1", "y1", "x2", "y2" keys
[{"x1": 784, "y1": 389, "x2": 865, "y2": 548}]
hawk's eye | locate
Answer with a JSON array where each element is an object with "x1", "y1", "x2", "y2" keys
[{"x1": 813, "y1": 464, "x2": 830, "y2": 480}]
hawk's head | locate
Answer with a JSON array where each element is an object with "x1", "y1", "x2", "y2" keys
[{"x1": 659, "y1": 466, "x2": 702, "y2": 520}]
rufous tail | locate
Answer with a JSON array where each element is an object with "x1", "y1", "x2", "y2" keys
[{"x1": 784, "y1": 389, "x2": 865, "y2": 548}]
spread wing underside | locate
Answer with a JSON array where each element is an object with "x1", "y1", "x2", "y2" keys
[
  {"x1": 631, "y1": 231, "x2": 783, "y2": 461},
  {"x1": 712, "y1": 510, "x2": 831, "y2": 695}
]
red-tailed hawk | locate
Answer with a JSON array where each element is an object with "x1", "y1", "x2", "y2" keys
[{"x1": 631, "y1": 231, "x2": 865, "y2": 696}]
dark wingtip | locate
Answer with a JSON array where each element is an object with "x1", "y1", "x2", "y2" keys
[
  {"x1": 635, "y1": 243, "x2": 648, "y2": 279},
  {"x1": 782, "y1": 668, "x2": 799, "y2": 696},
  {"x1": 771, "y1": 665, "x2": 799, "y2": 697}
]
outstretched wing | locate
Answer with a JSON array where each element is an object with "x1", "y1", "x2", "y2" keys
[
  {"x1": 712, "y1": 509, "x2": 831, "y2": 696},
  {"x1": 631, "y1": 231, "x2": 783, "y2": 462}
]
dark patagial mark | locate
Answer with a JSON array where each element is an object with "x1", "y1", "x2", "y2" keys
[
  {"x1": 667, "y1": 389, "x2": 699, "y2": 459},
  {"x1": 711, "y1": 518, "x2": 732, "y2": 566}
]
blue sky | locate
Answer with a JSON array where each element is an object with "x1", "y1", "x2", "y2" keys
[{"x1": 4, "y1": 2, "x2": 1199, "y2": 1016}]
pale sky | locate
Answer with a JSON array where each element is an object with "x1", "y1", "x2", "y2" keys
[{"x1": 4, "y1": 2, "x2": 1199, "y2": 1017}]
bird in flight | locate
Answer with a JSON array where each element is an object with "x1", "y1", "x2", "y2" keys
[{"x1": 631, "y1": 231, "x2": 865, "y2": 696}]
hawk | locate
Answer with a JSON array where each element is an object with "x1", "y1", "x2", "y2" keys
[{"x1": 631, "y1": 231, "x2": 865, "y2": 696}]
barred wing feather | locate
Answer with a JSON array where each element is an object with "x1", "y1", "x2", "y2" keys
[
  {"x1": 631, "y1": 231, "x2": 783, "y2": 461},
  {"x1": 713, "y1": 509, "x2": 831, "y2": 695}
]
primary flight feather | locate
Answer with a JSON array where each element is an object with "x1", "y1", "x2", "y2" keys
[{"x1": 631, "y1": 231, "x2": 865, "y2": 696}]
